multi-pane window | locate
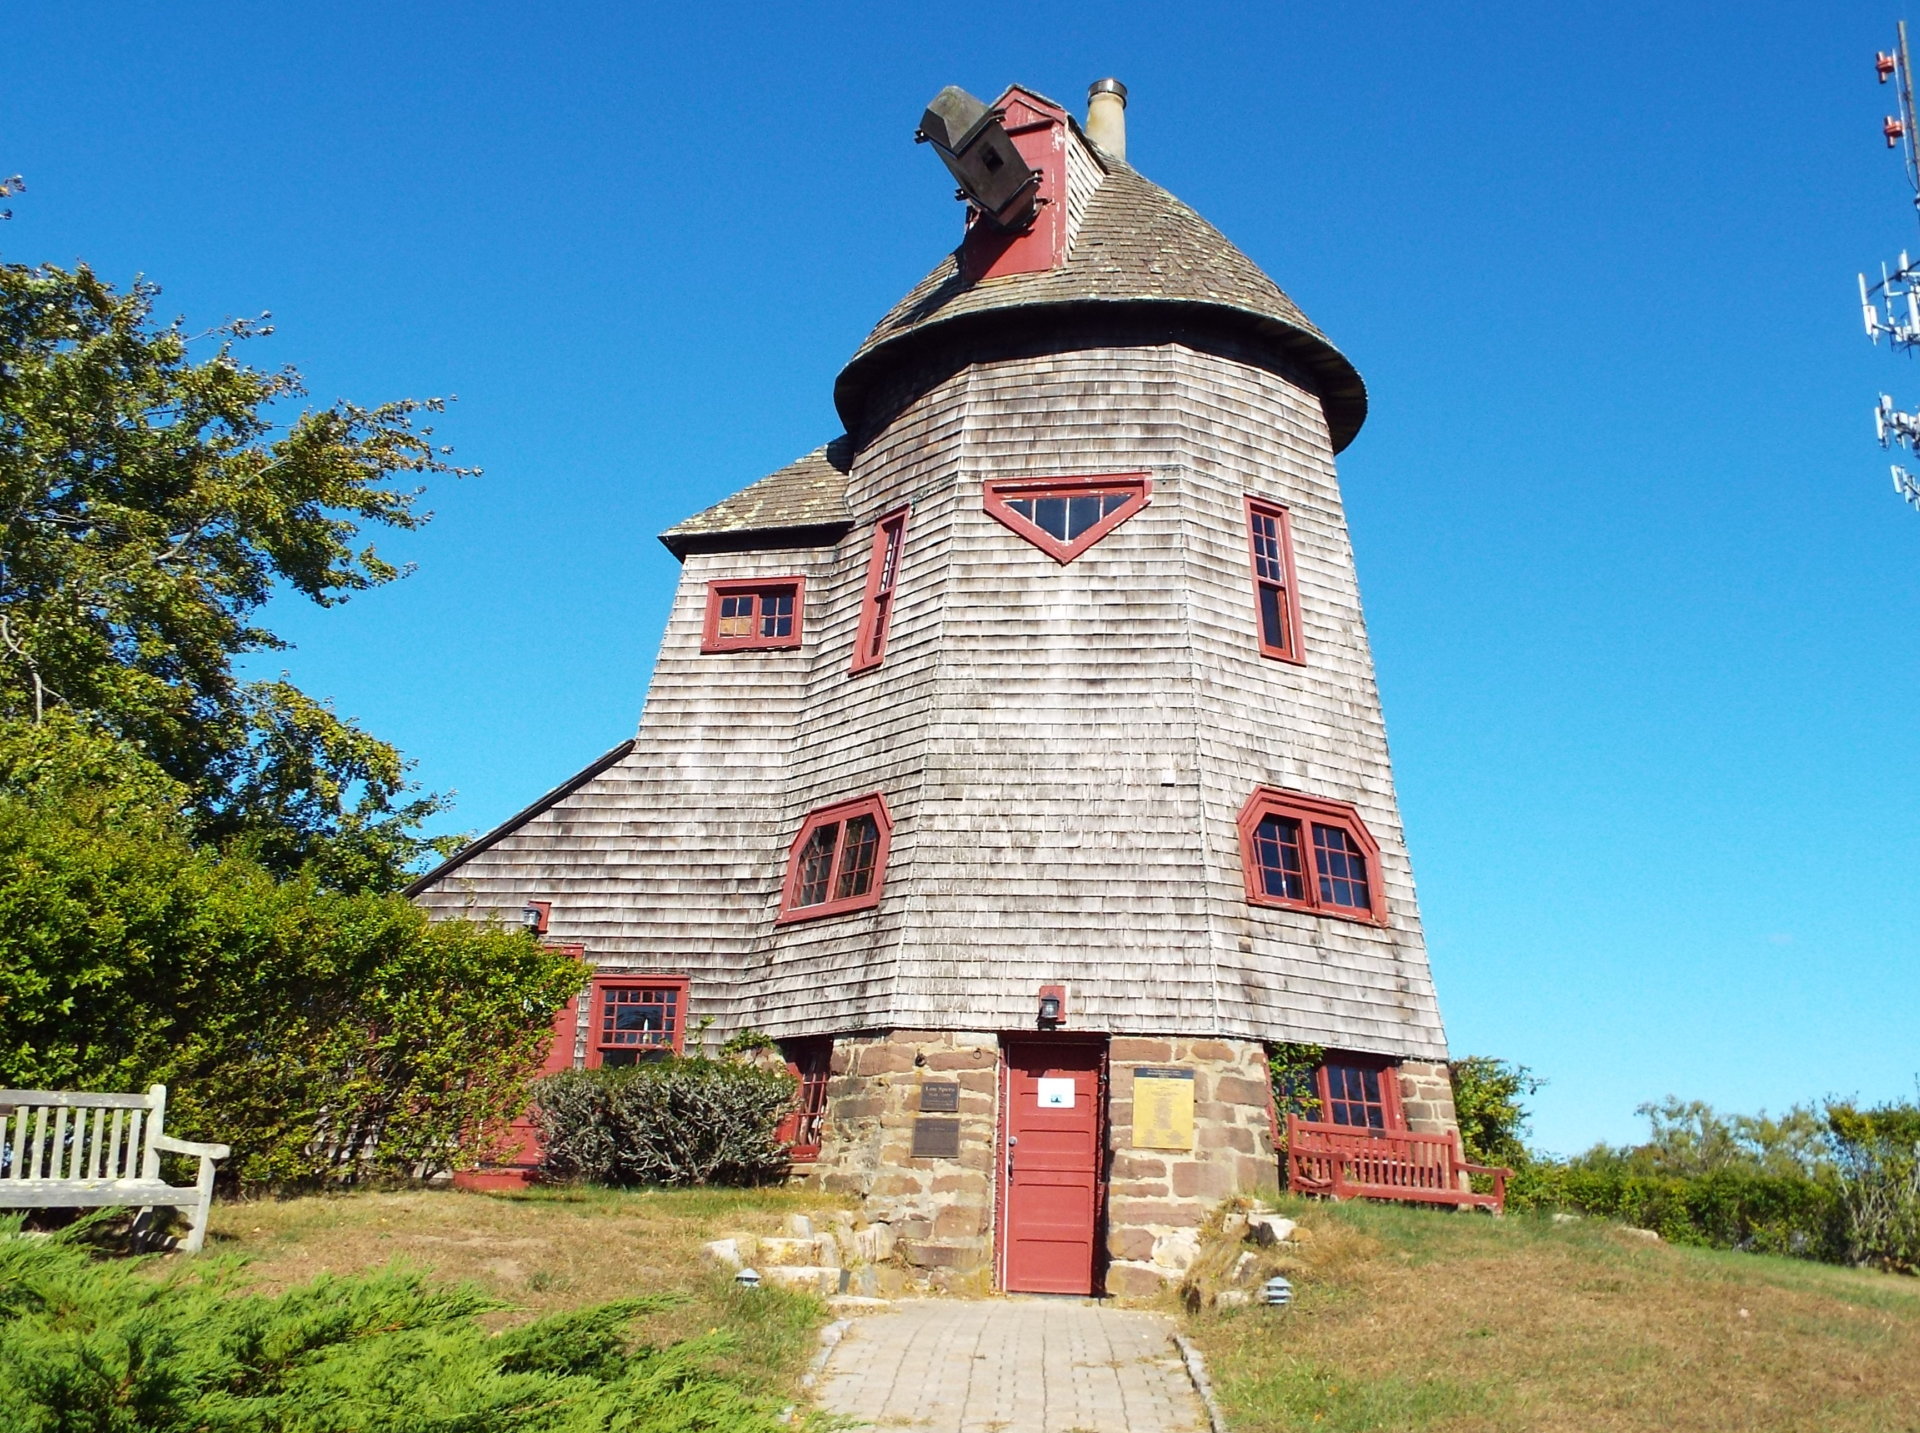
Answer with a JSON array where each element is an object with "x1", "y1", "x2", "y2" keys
[
  {"x1": 780, "y1": 794, "x2": 893, "y2": 921},
  {"x1": 984, "y1": 473, "x2": 1150, "y2": 563},
  {"x1": 701, "y1": 578, "x2": 804, "y2": 652},
  {"x1": 852, "y1": 509, "x2": 908, "y2": 673},
  {"x1": 1245, "y1": 498, "x2": 1303, "y2": 662},
  {"x1": 588, "y1": 979, "x2": 687, "y2": 1066},
  {"x1": 1237, "y1": 787, "x2": 1384, "y2": 923},
  {"x1": 1319, "y1": 1059, "x2": 1397, "y2": 1129}
]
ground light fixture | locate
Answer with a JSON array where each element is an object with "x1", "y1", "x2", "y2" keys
[
  {"x1": 735, "y1": 1268, "x2": 761, "y2": 1290},
  {"x1": 1261, "y1": 1275, "x2": 1294, "y2": 1307}
]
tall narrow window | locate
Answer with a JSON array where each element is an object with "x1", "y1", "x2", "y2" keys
[
  {"x1": 1236, "y1": 787, "x2": 1384, "y2": 924},
  {"x1": 1244, "y1": 498, "x2": 1303, "y2": 663},
  {"x1": 701, "y1": 578, "x2": 804, "y2": 652},
  {"x1": 779, "y1": 794, "x2": 893, "y2": 921},
  {"x1": 852, "y1": 509, "x2": 908, "y2": 673},
  {"x1": 984, "y1": 473, "x2": 1150, "y2": 563}
]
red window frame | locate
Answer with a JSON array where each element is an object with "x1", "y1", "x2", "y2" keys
[
  {"x1": 701, "y1": 577, "x2": 805, "y2": 653},
  {"x1": 851, "y1": 509, "x2": 908, "y2": 674},
  {"x1": 1236, "y1": 787, "x2": 1385, "y2": 924},
  {"x1": 774, "y1": 1036, "x2": 834, "y2": 1162},
  {"x1": 778, "y1": 793, "x2": 893, "y2": 922},
  {"x1": 584, "y1": 974, "x2": 689, "y2": 1066},
  {"x1": 1245, "y1": 497, "x2": 1304, "y2": 663},
  {"x1": 983, "y1": 472, "x2": 1151, "y2": 564},
  {"x1": 1315, "y1": 1053, "x2": 1404, "y2": 1131}
]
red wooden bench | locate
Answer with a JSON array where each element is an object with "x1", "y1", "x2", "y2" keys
[{"x1": 1285, "y1": 1114, "x2": 1510, "y2": 1212}]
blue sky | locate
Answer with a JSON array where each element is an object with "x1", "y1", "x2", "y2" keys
[{"x1": 6, "y1": 2, "x2": 1917, "y2": 1152}]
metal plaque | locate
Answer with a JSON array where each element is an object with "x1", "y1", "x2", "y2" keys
[
  {"x1": 1131, "y1": 1067, "x2": 1196, "y2": 1151},
  {"x1": 911, "y1": 1117, "x2": 961, "y2": 1159},
  {"x1": 918, "y1": 1082, "x2": 960, "y2": 1113}
]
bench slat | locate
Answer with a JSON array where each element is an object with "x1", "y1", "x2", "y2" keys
[
  {"x1": 0, "y1": 1090, "x2": 156, "y2": 1110},
  {"x1": 0, "y1": 1180, "x2": 192, "y2": 1208}
]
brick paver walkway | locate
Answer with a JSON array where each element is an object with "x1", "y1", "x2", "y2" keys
[{"x1": 811, "y1": 1298, "x2": 1207, "y2": 1433}]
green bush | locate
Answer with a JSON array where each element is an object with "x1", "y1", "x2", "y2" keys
[
  {"x1": 1511, "y1": 1158, "x2": 1848, "y2": 1260},
  {"x1": 1828, "y1": 1100, "x2": 1920, "y2": 1273},
  {"x1": 1449, "y1": 1056, "x2": 1541, "y2": 1170},
  {"x1": 533, "y1": 1060, "x2": 798, "y2": 1187},
  {"x1": 0, "y1": 1220, "x2": 791, "y2": 1433},
  {"x1": 0, "y1": 718, "x2": 586, "y2": 1185}
]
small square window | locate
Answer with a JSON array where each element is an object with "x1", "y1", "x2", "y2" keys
[
  {"x1": 780, "y1": 794, "x2": 893, "y2": 922},
  {"x1": 984, "y1": 473, "x2": 1150, "y2": 563},
  {"x1": 587, "y1": 977, "x2": 688, "y2": 1066},
  {"x1": 1317, "y1": 1056, "x2": 1402, "y2": 1130},
  {"x1": 702, "y1": 578, "x2": 805, "y2": 652},
  {"x1": 1237, "y1": 787, "x2": 1384, "y2": 924}
]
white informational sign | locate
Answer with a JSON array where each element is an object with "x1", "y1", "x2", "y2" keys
[{"x1": 1036, "y1": 1078, "x2": 1076, "y2": 1109}]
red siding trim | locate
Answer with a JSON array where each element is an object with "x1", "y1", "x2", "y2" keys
[
  {"x1": 700, "y1": 577, "x2": 806, "y2": 653},
  {"x1": 851, "y1": 509, "x2": 909, "y2": 674},
  {"x1": 1235, "y1": 786, "x2": 1387, "y2": 925},
  {"x1": 1244, "y1": 496, "x2": 1305, "y2": 664},
  {"x1": 777, "y1": 792, "x2": 894, "y2": 923},
  {"x1": 983, "y1": 473, "x2": 1152, "y2": 564}
]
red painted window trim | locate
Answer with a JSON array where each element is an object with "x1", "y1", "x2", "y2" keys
[
  {"x1": 701, "y1": 577, "x2": 805, "y2": 653},
  {"x1": 775, "y1": 1036, "x2": 834, "y2": 1163},
  {"x1": 584, "y1": 974, "x2": 690, "y2": 1066},
  {"x1": 1244, "y1": 497, "x2": 1304, "y2": 663},
  {"x1": 1235, "y1": 787, "x2": 1386, "y2": 924},
  {"x1": 1315, "y1": 1052, "x2": 1405, "y2": 1131},
  {"x1": 851, "y1": 509, "x2": 909, "y2": 674},
  {"x1": 983, "y1": 472, "x2": 1151, "y2": 564},
  {"x1": 778, "y1": 793, "x2": 893, "y2": 922}
]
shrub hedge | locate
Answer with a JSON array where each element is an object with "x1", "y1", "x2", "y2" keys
[
  {"x1": 1510, "y1": 1161, "x2": 1848, "y2": 1260},
  {"x1": 533, "y1": 1060, "x2": 797, "y2": 1187},
  {"x1": 0, "y1": 1220, "x2": 790, "y2": 1433}
]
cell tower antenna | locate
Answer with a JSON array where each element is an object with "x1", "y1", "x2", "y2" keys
[{"x1": 1857, "y1": 22, "x2": 1920, "y2": 511}]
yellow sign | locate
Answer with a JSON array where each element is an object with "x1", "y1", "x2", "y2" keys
[{"x1": 1131, "y1": 1067, "x2": 1195, "y2": 1150}]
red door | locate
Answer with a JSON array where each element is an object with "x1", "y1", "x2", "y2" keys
[{"x1": 999, "y1": 1039, "x2": 1107, "y2": 1294}]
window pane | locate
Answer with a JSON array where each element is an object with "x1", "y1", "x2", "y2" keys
[
  {"x1": 1032, "y1": 496, "x2": 1070, "y2": 540},
  {"x1": 1253, "y1": 816, "x2": 1306, "y2": 900},
  {"x1": 761, "y1": 590, "x2": 794, "y2": 638},
  {"x1": 833, "y1": 814, "x2": 881, "y2": 900},
  {"x1": 1313, "y1": 825, "x2": 1372, "y2": 911},
  {"x1": 600, "y1": 986, "x2": 678, "y2": 1048},
  {"x1": 794, "y1": 823, "x2": 839, "y2": 906},
  {"x1": 1250, "y1": 511, "x2": 1285, "y2": 582},
  {"x1": 1325, "y1": 1063, "x2": 1386, "y2": 1128},
  {"x1": 1258, "y1": 582, "x2": 1289, "y2": 651},
  {"x1": 717, "y1": 594, "x2": 755, "y2": 638},
  {"x1": 876, "y1": 523, "x2": 902, "y2": 595}
]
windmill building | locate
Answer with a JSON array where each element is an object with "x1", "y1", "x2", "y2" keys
[{"x1": 410, "y1": 80, "x2": 1466, "y2": 1297}]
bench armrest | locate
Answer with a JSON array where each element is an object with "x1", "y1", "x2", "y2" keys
[
  {"x1": 1456, "y1": 1162, "x2": 1512, "y2": 1178},
  {"x1": 151, "y1": 1134, "x2": 231, "y2": 1161}
]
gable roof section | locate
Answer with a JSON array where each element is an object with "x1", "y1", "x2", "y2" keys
[
  {"x1": 658, "y1": 437, "x2": 855, "y2": 558},
  {"x1": 402, "y1": 738, "x2": 637, "y2": 897},
  {"x1": 834, "y1": 161, "x2": 1368, "y2": 451}
]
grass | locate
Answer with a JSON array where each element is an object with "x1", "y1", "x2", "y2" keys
[
  {"x1": 203, "y1": 1183, "x2": 853, "y2": 1399},
  {"x1": 1185, "y1": 1198, "x2": 1920, "y2": 1433}
]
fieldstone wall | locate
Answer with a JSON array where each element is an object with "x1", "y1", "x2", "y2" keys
[
  {"x1": 1395, "y1": 1060, "x2": 1460, "y2": 1135},
  {"x1": 804, "y1": 1029, "x2": 998, "y2": 1285},
  {"x1": 1104, "y1": 1035, "x2": 1279, "y2": 1298}
]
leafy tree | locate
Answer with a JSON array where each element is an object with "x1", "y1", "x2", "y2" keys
[
  {"x1": 1626, "y1": 1096, "x2": 1832, "y2": 1181},
  {"x1": 1827, "y1": 1098, "x2": 1920, "y2": 1272},
  {"x1": 0, "y1": 717, "x2": 583, "y2": 1183},
  {"x1": 0, "y1": 260, "x2": 469, "y2": 890},
  {"x1": 1448, "y1": 1055, "x2": 1541, "y2": 1169}
]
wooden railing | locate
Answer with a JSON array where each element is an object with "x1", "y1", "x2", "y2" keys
[{"x1": 1285, "y1": 1114, "x2": 1509, "y2": 1212}]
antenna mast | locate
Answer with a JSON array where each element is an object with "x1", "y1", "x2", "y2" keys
[{"x1": 1860, "y1": 22, "x2": 1920, "y2": 510}]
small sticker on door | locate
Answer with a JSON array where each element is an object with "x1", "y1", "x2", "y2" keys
[{"x1": 1036, "y1": 1077, "x2": 1076, "y2": 1108}]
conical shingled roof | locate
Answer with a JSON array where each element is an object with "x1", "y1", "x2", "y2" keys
[{"x1": 834, "y1": 160, "x2": 1368, "y2": 451}]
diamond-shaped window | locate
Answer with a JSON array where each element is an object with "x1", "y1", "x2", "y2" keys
[{"x1": 984, "y1": 473, "x2": 1151, "y2": 563}]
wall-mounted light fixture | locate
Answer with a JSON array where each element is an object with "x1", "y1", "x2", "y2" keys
[
  {"x1": 1037, "y1": 984, "x2": 1066, "y2": 1027},
  {"x1": 521, "y1": 900, "x2": 552, "y2": 936}
]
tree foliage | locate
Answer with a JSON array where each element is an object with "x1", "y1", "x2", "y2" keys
[
  {"x1": 0, "y1": 717, "x2": 583, "y2": 1184},
  {"x1": 0, "y1": 261, "x2": 469, "y2": 890},
  {"x1": 1827, "y1": 1098, "x2": 1920, "y2": 1273},
  {"x1": 1448, "y1": 1055, "x2": 1542, "y2": 1169}
]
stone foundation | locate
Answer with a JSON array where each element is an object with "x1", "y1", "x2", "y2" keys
[{"x1": 1103, "y1": 1036, "x2": 1280, "y2": 1297}]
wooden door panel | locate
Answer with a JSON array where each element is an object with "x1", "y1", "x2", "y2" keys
[{"x1": 1000, "y1": 1039, "x2": 1106, "y2": 1295}]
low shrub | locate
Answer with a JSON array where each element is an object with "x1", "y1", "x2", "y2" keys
[
  {"x1": 1511, "y1": 1158, "x2": 1848, "y2": 1260},
  {"x1": 1828, "y1": 1099, "x2": 1920, "y2": 1273},
  {"x1": 0, "y1": 1220, "x2": 792, "y2": 1433},
  {"x1": 533, "y1": 1059, "x2": 797, "y2": 1187}
]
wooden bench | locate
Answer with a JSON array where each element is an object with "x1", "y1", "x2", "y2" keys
[
  {"x1": 0, "y1": 1085, "x2": 230, "y2": 1252},
  {"x1": 1285, "y1": 1114, "x2": 1510, "y2": 1212}
]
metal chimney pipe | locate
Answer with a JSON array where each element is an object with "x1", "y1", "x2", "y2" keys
[{"x1": 1086, "y1": 78, "x2": 1128, "y2": 160}]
